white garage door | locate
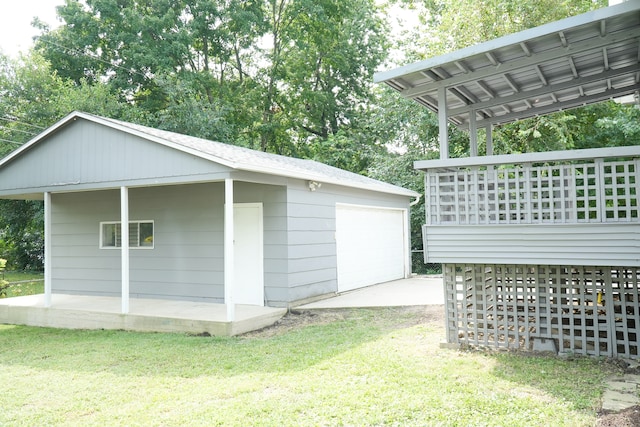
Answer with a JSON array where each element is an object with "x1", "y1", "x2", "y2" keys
[{"x1": 336, "y1": 204, "x2": 407, "y2": 292}]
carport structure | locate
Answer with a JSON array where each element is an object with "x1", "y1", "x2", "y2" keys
[{"x1": 375, "y1": 2, "x2": 640, "y2": 357}]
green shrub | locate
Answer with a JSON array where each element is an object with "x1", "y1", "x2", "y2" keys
[{"x1": 0, "y1": 258, "x2": 8, "y2": 298}]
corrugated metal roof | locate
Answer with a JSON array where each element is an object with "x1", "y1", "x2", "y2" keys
[
  {"x1": 0, "y1": 111, "x2": 418, "y2": 198},
  {"x1": 374, "y1": 1, "x2": 640, "y2": 129}
]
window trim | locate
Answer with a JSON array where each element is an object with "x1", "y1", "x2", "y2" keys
[{"x1": 100, "y1": 220, "x2": 155, "y2": 249}]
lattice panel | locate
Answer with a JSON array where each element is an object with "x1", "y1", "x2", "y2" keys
[
  {"x1": 601, "y1": 161, "x2": 639, "y2": 222},
  {"x1": 575, "y1": 164, "x2": 599, "y2": 222},
  {"x1": 529, "y1": 166, "x2": 575, "y2": 223},
  {"x1": 611, "y1": 268, "x2": 640, "y2": 358},
  {"x1": 548, "y1": 266, "x2": 609, "y2": 357},
  {"x1": 425, "y1": 159, "x2": 640, "y2": 226},
  {"x1": 443, "y1": 264, "x2": 640, "y2": 359},
  {"x1": 444, "y1": 264, "x2": 538, "y2": 350}
]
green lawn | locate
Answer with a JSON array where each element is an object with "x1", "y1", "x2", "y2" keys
[
  {"x1": 0, "y1": 306, "x2": 619, "y2": 426},
  {"x1": 1, "y1": 271, "x2": 44, "y2": 297}
]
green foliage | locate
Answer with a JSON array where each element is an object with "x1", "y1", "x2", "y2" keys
[
  {"x1": 0, "y1": 271, "x2": 43, "y2": 298},
  {"x1": 0, "y1": 258, "x2": 7, "y2": 297},
  {"x1": 34, "y1": 0, "x2": 387, "y2": 154},
  {"x1": 408, "y1": 0, "x2": 607, "y2": 56},
  {"x1": 0, "y1": 201, "x2": 44, "y2": 271}
]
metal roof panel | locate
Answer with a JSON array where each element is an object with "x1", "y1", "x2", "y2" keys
[{"x1": 375, "y1": 1, "x2": 640, "y2": 127}]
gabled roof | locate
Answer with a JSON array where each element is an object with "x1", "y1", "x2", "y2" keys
[
  {"x1": 0, "y1": 111, "x2": 418, "y2": 198},
  {"x1": 374, "y1": 1, "x2": 640, "y2": 129}
]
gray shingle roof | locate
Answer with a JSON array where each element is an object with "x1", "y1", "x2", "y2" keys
[{"x1": 4, "y1": 111, "x2": 418, "y2": 198}]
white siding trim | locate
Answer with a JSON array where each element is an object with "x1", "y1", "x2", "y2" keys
[
  {"x1": 44, "y1": 192, "x2": 52, "y2": 307},
  {"x1": 224, "y1": 178, "x2": 235, "y2": 321},
  {"x1": 120, "y1": 186, "x2": 130, "y2": 314}
]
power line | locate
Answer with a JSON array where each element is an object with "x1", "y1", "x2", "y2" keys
[
  {"x1": 0, "y1": 116, "x2": 45, "y2": 130},
  {"x1": 0, "y1": 126, "x2": 37, "y2": 136},
  {"x1": 0, "y1": 138, "x2": 23, "y2": 146},
  {"x1": 39, "y1": 38, "x2": 151, "y2": 80}
]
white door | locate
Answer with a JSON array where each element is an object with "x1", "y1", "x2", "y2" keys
[
  {"x1": 336, "y1": 204, "x2": 407, "y2": 293},
  {"x1": 233, "y1": 203, "x2": 264, "y2": 306}
]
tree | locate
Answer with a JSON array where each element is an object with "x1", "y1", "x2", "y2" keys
[
  {"x1": 0, "y1": 200, "x2": 43, "y2": 271},
  {"x1": 280, "y1": 0, "x2": 387, "y2": 142},
  {"x1": 0, "y1": 52, "x2": 138, "y2": 270}
]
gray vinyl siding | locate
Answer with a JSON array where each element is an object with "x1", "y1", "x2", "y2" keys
[
  {"x1": 423, "y1": 223, "x2": 640, "y2": 266},
  {"x1": 233, "y1": 182, "x2": 288, "y2": 306},
  {"x1": 49, "y1": 176, "x2": 411, "y2": 306},
  {"x1": 0, "y1": 120, "x2": 230, "y2": 196},
  {"x1": 284, "y1": 180, "x2": 411, "y2": 304},
  {"x1": 51, "y1": 183, "x2": 226, "y2": 301}
]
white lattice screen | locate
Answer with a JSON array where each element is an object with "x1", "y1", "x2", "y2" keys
[
  {"x1": 444, "y1": 264, "x2": 640, "y2": 359},
  {"x1": 426, "y1": 159, "x2": 639, "y2": 226}
]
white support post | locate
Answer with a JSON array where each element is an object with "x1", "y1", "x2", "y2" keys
[
  {"x1": 44, "y1": 192, "x2": 52, "y2": 307},
  {"x1": 469, "y1": 109, "x2": 478, "y2": 157},
  {"x1": 438, "y1": 86, "x2": 449, "y2": 160},
  {"x1": 120, "y1": 186, "x2": 130, "y2": 314},
  {"x1": 486, "y1": 125, "x2": 493, "y2": 156},
  {"x1": 224, "y1": 178, "x2": 235, "y2": 322}
]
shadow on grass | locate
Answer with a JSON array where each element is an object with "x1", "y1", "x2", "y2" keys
[
  {"x1": 488, "y1": 351, "x2": 621, "y2": 412},
  {"x1": 0, "y1": 307, "x2": 428, "y2": 378}
]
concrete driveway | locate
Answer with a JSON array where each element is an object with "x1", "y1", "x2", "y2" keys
[{"x1": 296, "y1": 275, "x2": 444, "y2": 309}]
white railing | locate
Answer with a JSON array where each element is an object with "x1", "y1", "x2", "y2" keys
[{"x1": 421, "y1": 151, "x2": 640, "y2": 226}]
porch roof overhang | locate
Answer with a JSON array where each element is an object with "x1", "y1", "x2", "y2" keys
[{"x1": 373, "y1": 1, "x2": 640, "y2": 131}]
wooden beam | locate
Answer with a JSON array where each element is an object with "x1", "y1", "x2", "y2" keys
[
  {"x1": 448, "y1": 64, "x2": 637, "y2": 116},
  {"x1": 399, "y1": 28, "x2": 640, "y2": 99}
]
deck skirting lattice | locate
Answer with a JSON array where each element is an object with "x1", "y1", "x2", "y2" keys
[{"x1": 444, "y1": 264, "x2": 639, "y2": 358}]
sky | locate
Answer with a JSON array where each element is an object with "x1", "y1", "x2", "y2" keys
[{"x1": 0, "y1": 0, "x2": 63, "y2": 58}]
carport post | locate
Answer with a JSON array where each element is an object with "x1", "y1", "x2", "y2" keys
[
  {"x1": 224, "y1": 178, "x2": 235, "y2": 321},
  {"x1": 469, "y1": 108, "x2": 478, "y2": 157},
  {"x1": 121, "y1": 186, "x2": 130, "y2": 314},
  {"x1": 44, "y1": 192, "x2": 52, "y2": 307},
  {"x1": 438, "y1": 86, "x2": 449, "y2": 160}
]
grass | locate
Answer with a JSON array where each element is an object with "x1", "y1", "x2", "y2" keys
[
  {"x1": 1, "y1": 271, "x2": 44, "y2": 297},
  {"x1": 0, "y1": 307, "x2": 620, "y2": 426}
]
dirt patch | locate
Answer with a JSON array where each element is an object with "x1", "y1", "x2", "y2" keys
[
  {"x1": 242, "y1": 305, "x2": 444, "y2": 338},
  {"x1": 597, "y1": 405, "x2": 640, "y2": 427}
]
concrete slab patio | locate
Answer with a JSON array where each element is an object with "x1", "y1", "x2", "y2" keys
[
  {"x1": 0, "y1": 293, "x2": 287, "y2": 336},
  {"x1": 0, "y1": 276, "x2": 444, "y2": 335},
  {"x1": 296, "y1": 275, "x2": 444, "y2": 309}
]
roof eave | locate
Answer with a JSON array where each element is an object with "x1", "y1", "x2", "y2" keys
[{"x1": 374, "y1": 1, "x2": 639, "y2": 84}]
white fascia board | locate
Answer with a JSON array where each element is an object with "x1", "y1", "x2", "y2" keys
[
  {"x1": 374, "y1": 2, "x2": 640, "y2": 83},
  {"x1": 414, "y1": 145, "x2": 640, "y2": 170},
  {"x1": 236, "y1": 164, "x2": 420, "y2": 198},
  {"x1": 0, "y1": 111, "x2": 240, "y2": 171}
]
